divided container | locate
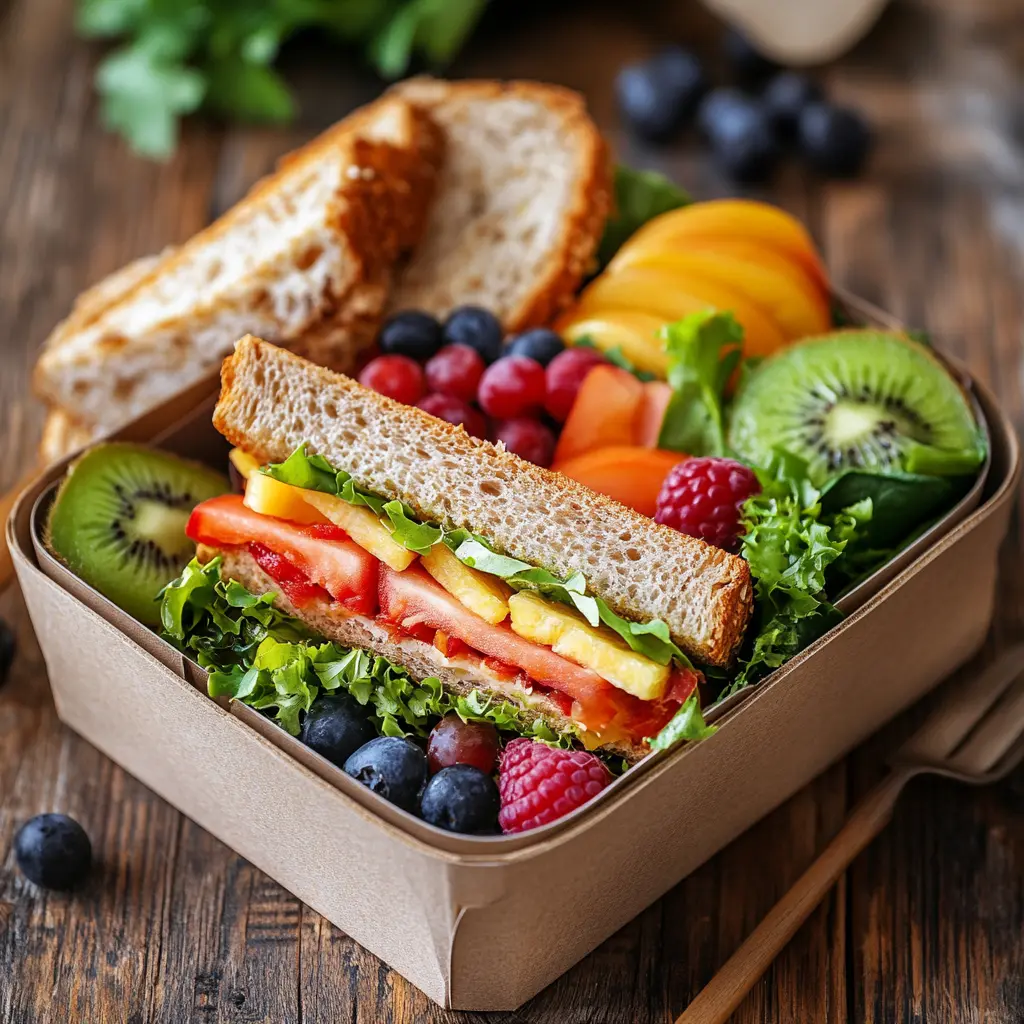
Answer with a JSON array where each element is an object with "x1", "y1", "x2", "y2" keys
[{"x1": 8, "y1": 310, "x2": 1019, "y2": 1010}]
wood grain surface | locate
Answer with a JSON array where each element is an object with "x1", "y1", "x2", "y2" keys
[{"x1": 2, "y1": 0, "x2": 1023, "y2": 1021}]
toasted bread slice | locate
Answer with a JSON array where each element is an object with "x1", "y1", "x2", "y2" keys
[
  {"x1": 206, "y1": 544, "x2": 648, "y2": 761},
  {"x1": 386, "y1": 78, "x2": 613, "y2": 331},
  {"x1": 34, "y1": 97, "x2": 443, "y2": 432},
  {"x1": 39, "y1": 408, "x2": 95, "y2": 464},
  {"x1": 214, "y1": 337, "x2": 753, "y2": 666}
]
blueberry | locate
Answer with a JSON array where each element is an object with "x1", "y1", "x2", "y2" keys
[
  {"x1": 504, "y1": 328, "x2": 565, "y2": 366},
  {"x1": 344, "y1": 736, "x2": 428, "y2": 813},
  {"x1": 442, "y1": 306, "x2": 504, "y2": 364},
  {"x1": 0, "y1": 618, "x2": 14, "y2": 688},
  {"x1": 379, "y1": 310, "x2": 443, "y2": 361},
  {"x1": 798, "y1": 102, "x2": 872, "y2": 177},
  {"x1": 763, "y1": 72, "x2": 823, "y2": 139},
  {"x1": 419, "y1": 765, "x2": 500, "y2": 834},
  {"x1": 705, "y1": 94, "x2": 780, "y2": 183},
  {"x1": 616, "y1": 47, "x2": 708, "y2": 143},
  {"x1": 14, "y1": 813, "x2": 92, "y2": 890},
  {"x1": 722, "y1": 27, "x2": 778, "y2": 86},
  {"x1": 697, "y1": 88, "x2": 749, "y2": 140},
  {"x1": 301, "y1": 693, "x2": 377, "y2": 769}
]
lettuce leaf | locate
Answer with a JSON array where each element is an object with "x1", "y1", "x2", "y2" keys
[
  {"x1": 647, "y1": 692, "x2": 717, "y2": 751},
  {"x1": 262, "y1": 443, "x2": 388, "y2": 515},
  {"x1": 597, "y1": 166, "x2": 691, "y2": 268},
  {"x1": 454, "y1": 538, "x2": 694, "y2": 668},
  {"x1": 728, "y1": 451, "x2": 854, "y2": 693},
  {"x1": 657, "y1": 311, "x2": 744, "y2": 456},
  {"x1": 161, "y1": 557, "x2": 579, "y2": 744}
]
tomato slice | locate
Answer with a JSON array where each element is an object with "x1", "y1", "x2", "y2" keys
[
  {"x1": 249, "y1": 543, "x2": 330, "y2": 608},
  {"x1": 379, "y1": 565, "x2": 624, "y2": 729},
  {"x1": 188, "y1": 495, "x2": 378, "y2": 615}
]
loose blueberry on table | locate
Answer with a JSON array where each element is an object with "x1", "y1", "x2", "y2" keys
[
  {"x1": 14, "y1": 813, "x2": 92, "y2": 890},
  {"x1": 615, "y1": 46, "x2": 708, "y2": 142}
]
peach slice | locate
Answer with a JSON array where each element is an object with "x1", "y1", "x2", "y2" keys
[
  {"x1": 615, "y1": 199, "x2": 829, "y2": 291},
  {"x1": 553, "y1": 446, "x2": 685, "y2": 518},
  {"x1": 556, "y1": 309, "x2": 669, "y2": 377},
  {"x1": 607, "y1": 248, "x2": 831, "y2": 340},
  {"x1": 553, "y1": 365, "x2": 644, "y2": 464},
  {"x1": 574, "y1": 265, "x2": 787, "y2": 360},
  {"x1": 635, "y1": 381, "x2": 672, "y2": 447}
]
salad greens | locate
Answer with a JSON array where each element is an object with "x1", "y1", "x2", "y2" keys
[
  {"x1": 161, "y1": 556, "x2": 576, "y2": 744},
  {"x1": 76, "y1": 0, "x2": 488, "y2": 158},
  {"x1": 262, "y1": 445, "x2": 692, "y2": 668}
]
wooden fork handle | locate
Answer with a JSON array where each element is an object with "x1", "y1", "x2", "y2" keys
[{"x1": 676, "y1": 767, "x2": 914, "y2": 1024}]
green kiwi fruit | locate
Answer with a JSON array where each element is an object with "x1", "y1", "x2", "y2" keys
[
  {"x1": 46, "y1": 444, "x2": 228, "y2": 624},
  {"x1": 728, "y1": 330, "x2": 985, "y2": 484}
]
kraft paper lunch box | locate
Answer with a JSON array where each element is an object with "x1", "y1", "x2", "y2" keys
[{"x1": 8, "y1": 307, "x2": 1019, "y2": 1010}]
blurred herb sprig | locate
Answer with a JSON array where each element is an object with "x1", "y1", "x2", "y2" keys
[{"x1": 76, "y1": 0, "x2": 488, "y2": 159}]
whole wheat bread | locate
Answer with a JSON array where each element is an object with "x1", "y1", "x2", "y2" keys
[
  {"x1": 34, "y1": 97, "x2": 442, "y2": 433},
  {"x1": 386, "y1": 78, "x2": 613, "y2": 331},
  {"x1": 214, "y1": 336, "x2": 753, "y2": 666},
  {"x1": 207, "y1": 545, "x2": 646, "y2": 761}
]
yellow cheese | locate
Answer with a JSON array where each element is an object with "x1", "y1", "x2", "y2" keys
[
  {"x1": 421, "y1": 542, "x2": 511, "y2": 624},
  {"x1": 243, "y1": 472, "x2": 329, "y2": 526},
  {"x1": 508, "y1": 591, "x2": 670, "y2": 700},
  {"x1": 302, "y1": 491, "x2": 417, "y2": 572},
  {"x1": 229, "y1": 448, "x2": 261, "y2": 480}
]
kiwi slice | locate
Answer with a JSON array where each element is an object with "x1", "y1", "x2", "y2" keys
[
  {"x1": 46, "y1": 444, "x2": 228, "y2": 625},
  {"x1": 728, "y1": 330, "x2": 985, "y2": 484}
]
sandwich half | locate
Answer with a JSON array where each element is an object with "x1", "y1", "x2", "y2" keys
[{"x1": 170, "y1": 336, "x2": 752, "y2": 762}]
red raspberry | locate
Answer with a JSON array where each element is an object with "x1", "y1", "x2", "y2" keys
[
  {"x1": 493, "y1": 417, "x2": 556, "y2": 467},
  {"x1": 477, "y1": 355, "x2": 547, "y2": 418},
  {"x1": 654, "y1": 457, "x2": 761, "y2": 552},
  {"x1": 498, "y1": 739, "x2": 613, "y2": 834},
  {"x1": 424, "y1": 344, "x2": 486, "y2": 402},
  {"x1": 359, "y1": 355, "x2": 425, "y2": 405},
  {"x1": 416, "y1": 393, "x2": 487, "y2": 438},
  {"x1": 544, "y1": 347, "x2": 607, "y2": 422}
]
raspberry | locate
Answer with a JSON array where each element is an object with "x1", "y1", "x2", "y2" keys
[
  {"x1": 498, "y1": 738, "x2": 613, "y2": 834},
  {"x1": 477, "y1": 355, "x2": 547, "y2": 419},
  {"x1": 358, "y1": 355, "x2": 425, "y2": 405},
  {"x1": 493, "y1": 417, "x2": 556, "y2": 467},
  {"x1": 654, "y1": 456, "x2": 761, "y2": 552},
  {"x1": 416, "y1": 393, "x2": 487, "y2": 438},
  {"x1": 424, "y1": 344, "x2": 486, "y2": 401}
]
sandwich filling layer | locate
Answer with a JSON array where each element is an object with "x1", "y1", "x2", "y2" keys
[{"x1": 180, "y1": 444, "x2": 712, "y2": 754}]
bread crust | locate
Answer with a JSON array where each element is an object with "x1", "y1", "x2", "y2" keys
[
  {"x1": 33, "y1": 97, "x2": 443, "y2": 428},
  {"x1": 388, "y1": 78, "x2": 613, "y2": 330},
  {"x1": 205, "y1": 544, "x2": 648, "y2": 762},
  {"x1": 214, "y1": 337, "x2": 754, "y2": 665},
  {"x1": 38, "y1": 408, "x2": 96, "y2": 464}
]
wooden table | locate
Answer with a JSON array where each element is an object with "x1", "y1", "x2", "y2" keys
[{"x1": 2, "y1": 0, "x2": 1023, "y2": 1020}]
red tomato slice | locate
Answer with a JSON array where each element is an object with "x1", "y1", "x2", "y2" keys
[
  {"x1": 249, "y1": 542, "x2": 331, "y2": 608},
  {"x1": 379, "y1": 565, "x2": 624, "y2": 730},
  {"x1": 188, "y1": 495, "x2": 378, "y2": 615}
]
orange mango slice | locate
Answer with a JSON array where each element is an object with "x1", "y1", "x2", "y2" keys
[
  {"x1": 553, "y1": 365, "x2": 644, "y2": 464},
  {"x1": 616, "y1": 199, "x2": 828, "y2": 292},
  {"x1": 574, "y1": 265, "x2": 787, "y2": 360},
  {"x1": 606, "y1": 248, "x2": 830, "y2": 341},
  {"x1": 553, "y1": 446, "x2": 685, "y2": 518}
]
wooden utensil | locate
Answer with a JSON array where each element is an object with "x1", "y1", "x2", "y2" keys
[
  {"x1": 0, "y1": 466, "x2": 41, "y2": 591},
  {"x1": 677, "y1": 644, "x2": 1024, "y2": 1024}
]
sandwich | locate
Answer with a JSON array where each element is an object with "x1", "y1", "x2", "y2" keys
[{"x1": 168, "y1": 335, "x2": 753, "y2": 762}]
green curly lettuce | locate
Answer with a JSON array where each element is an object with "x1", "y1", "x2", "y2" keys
[{"x1": 160, "y1": 556, "x2": 577, "y2": 744}]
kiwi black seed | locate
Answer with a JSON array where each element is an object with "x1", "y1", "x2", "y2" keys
[
  {"x1": 46, "y1": 443, "x2": 228, "y2": 624},
  {"x1": 727, "y1": 330, "x2": 984, "y2": 484}
]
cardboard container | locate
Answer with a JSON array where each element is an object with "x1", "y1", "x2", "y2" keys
[{"x1": 8, "y1": 351, "x2": 1019, "y2": 1010}]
